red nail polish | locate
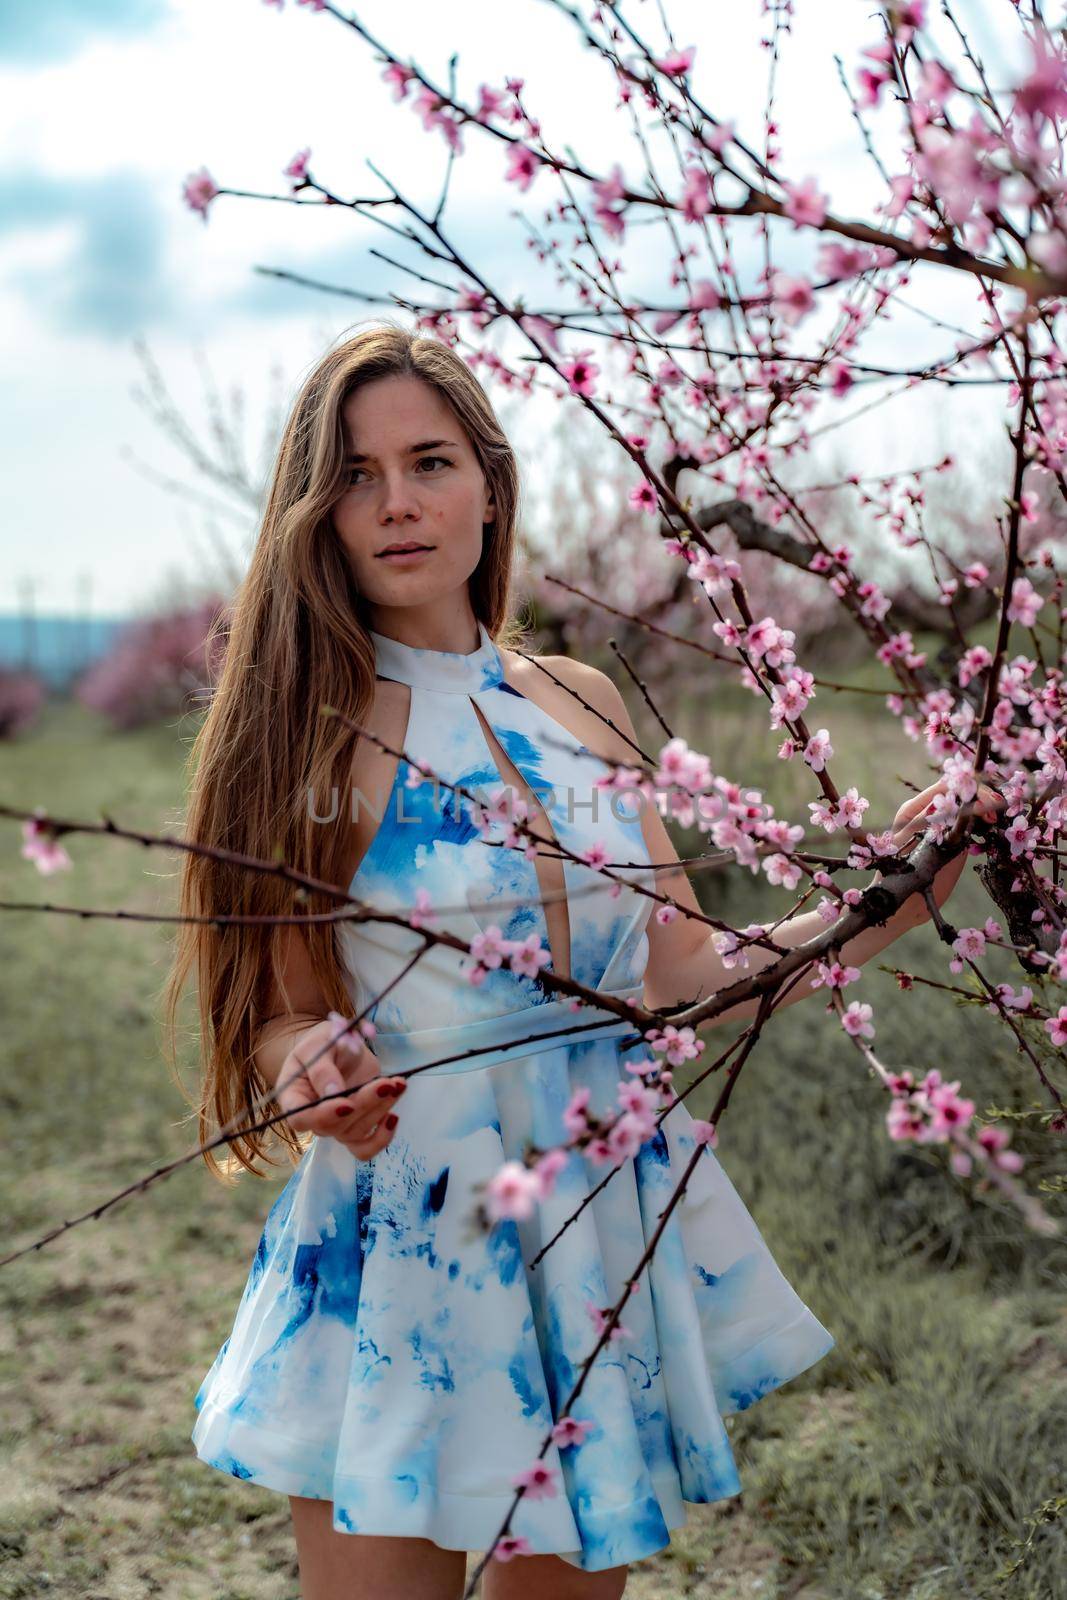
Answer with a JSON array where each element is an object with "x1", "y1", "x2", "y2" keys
[
  {"x1": 376, "y1": 1083, "x2": 393, "y2": 1097},
  {"x1": 385, "y1": 1112, "x2": 399, "y2": 1129},
  {"x1": 334, "y1": 1105, "x2": 350, "y2": 1118}
]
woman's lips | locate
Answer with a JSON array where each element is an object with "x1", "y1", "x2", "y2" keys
[{"x1": 375, "y1": 543, "x2": 435, "y2": 564}]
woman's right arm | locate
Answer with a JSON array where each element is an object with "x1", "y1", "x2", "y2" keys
[{"x1": 254, "y1": 925, "x2": 407, "y2": 1161}]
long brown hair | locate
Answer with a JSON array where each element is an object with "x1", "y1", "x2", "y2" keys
[{"x1": 162, "y1": 319, "x2": 521, "y2": 1180}]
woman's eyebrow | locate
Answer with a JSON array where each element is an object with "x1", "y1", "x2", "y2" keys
[{"x1": 344, "y1": 438, "x2": 459, "y2": 464}]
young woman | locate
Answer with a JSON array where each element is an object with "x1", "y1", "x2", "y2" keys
[{"x1": 169, "y1": 321, "x2": 988, "y2": 1600}]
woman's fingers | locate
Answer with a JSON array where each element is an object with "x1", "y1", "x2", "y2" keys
[
  {"x1": 331, "y1": 1077, "x2": 407, "y2": 1147},
  {"x1": 278, "y1": 1036, "x2": 366, "y2": 1135},
  {"x1": 339, "y1": 1107, "x2": 402, "y2": 1162},
  {"x1": 270, "y1": 1016, "x2": 406, "y2": 1154}
]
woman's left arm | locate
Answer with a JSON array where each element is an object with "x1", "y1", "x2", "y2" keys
[{"x1": 549, "y1": 658, "x2": 1003, "y2": 1027}]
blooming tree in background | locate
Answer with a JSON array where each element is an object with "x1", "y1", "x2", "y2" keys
[{"x1": 6, "y1": 1, "x2": 1067, "y2": 1588}]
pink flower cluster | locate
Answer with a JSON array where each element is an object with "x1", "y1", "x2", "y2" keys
[
  {"x1": 466, "y1": 925, "x2": 551, "y2": 986},
  {"x1": 885, "y1": 1069, "x2": 1023, "y2": 1178},
  {"x1": 20, "y1": 816, "x2": 72, "y2": 875}
]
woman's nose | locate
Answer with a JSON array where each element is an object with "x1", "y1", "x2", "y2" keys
[{"x1": 378, "y1": 475, "x2": 421, "y2": 520}]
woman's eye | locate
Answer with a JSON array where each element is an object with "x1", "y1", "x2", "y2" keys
[{"x1": 346, "y1": 456, "x2": 452, "y2": 486}]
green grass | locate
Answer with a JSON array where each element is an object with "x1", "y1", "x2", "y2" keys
[{"x1": 0, "y1": 687, "x2": 1065, "y2": 1600}]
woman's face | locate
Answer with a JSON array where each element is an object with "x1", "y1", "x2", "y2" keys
[{"x1": 331, "y1": 373, "x2": 495, "y2": 628}]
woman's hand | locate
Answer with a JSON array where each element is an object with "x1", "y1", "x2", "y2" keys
[
  {"x1": 275, "y1": 1017, "x2": 407, "y2": 1161},
  {"x1": 889, "y1": 774, "x2": 1006, "y2": 917}
]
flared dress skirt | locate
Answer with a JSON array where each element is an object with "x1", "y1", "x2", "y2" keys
[{"x1": 191, "y1": 624, "x2": 835, "y2": 1572}]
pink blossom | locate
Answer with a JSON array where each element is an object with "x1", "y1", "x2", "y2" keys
[
  {"x1": 410, "y1": 88, "x2": 463, "y2": 153},
  {"x1": 803, "y1": 728, "x2": 834, "y2": 772},
  {"x1": 182, "y1": 167, "x2": 218, "y2": 222},
  {"x1": 647, "y1": 1024, "x2": 703, "y2": 1066},
  {"x1": 744, "y1": 616, "x2": 796, "y2": 668},
  {"x1": 883, "y1": 172, "x2": 916, "y2": 220},
  {"x1": 782, "y1": 176, "x2": 828, "y2": 229},
  {"x1": 20, "y1": 818, "x2": 72, "y2": 874},
  {"x1": 679, "y1": 165, "x2": 712, "y2": 222},
  {"x1": 585, "y1": 1302, "x2": 631, "y2": 1342},
  {"x1": 326, "y1": 1011, "x2": 364, "y2": 1064},
  {"x1": 827, "y1": 360, "x2": 854, "y2": 397},
  {"x1": 654, "y1": 45, "x2": 696, "y2": 78},
  {"x1": 769, "y1": 271, "x2": 816, "y2": 326},
  {"x1": 409, "y1": 888, "x2": 436, "y2": 929},
  {"x1": 505, "y1": 143, "x2": 543, "y2": 193},
  {"x1": 841, "y1": 1001, "x2": 875, "y2": 1038},
  {"x1": 655, "y1": 903, "x2": 679, "y2": 926},
  {"x1": 382, "y1": 62, "x2": 417, "y2": 101},
  {"x1": 951, "y1": 926, "x2": 986, "y2": 961},
  {"x1": 957, "y1": 645, "x2": 992, "y2": 688},
  {"x1": 563, "y1": 1085, "x2": 592, "y2": 1136},
  {"x1": 470, "y1": 925, "x2": 510, "y2": 971},
  {"x1": 508, "y1": 934, "x2": 551, "y2": 980},
  {"x1": 811, "y1": 960, "x2": 862, "y2": 990},
  {"x1": 684, "y1": 553, "x2": 742, "y2": 598},
  {"x1": 913, "y1": 125, "x2": 994, "y2": 228},
  {"x1": 989, "y1": 982, "x2": 1032, "y2": 1014},
  {"x1": 688, "y1": 279, "x2": 723, "y2": 312},
  {"x1": 283, "y1": 148, "x2": 311, "y2": 186},
  {"x1": 690, "y1": 1118, "x2": 718, "y2": 1147},
  {"x1": 1044, "y1": 1005, "x2": 1067, "y2": 1047},
  {"x1": 818, "y1": 241, "x2": 879, "y2": 279},
  {"x1": 534, "y1": 1148, "x2": 569, "y2": 1196},
  {"x1": 763, "y1": 853, "x2": 801, "y2": 890},
  {"x1": 485, "y1": 1160, "x2": 544, "y2": 1222},
  {"x1": 857, "y1": 65, "x2": 891, "y2": 109},
  {"x1": 617, "y1": 1079, "x2": 658, "y2": 1117},
  {"x1": 456, "y1": 284, "x2": 493, "y2": 327},
  {"x1": 926, "y1": 1082, "x2": 975, "y2": 1138},
  {"x1": 552, "y1": 1415, "x2": 594, "y2": 1448},
  {"x1": 768, "y1": 674, "x2": 812, "y2": 726},
  {"x1": 809, "y1": 799, "x2": 837, "y2": 833},
  {"x1": 491, "y1": 1534, "x2": 532, "y2": 1562},
  {"x1": 887, "y1": 1096, "x2": 926, "y2": 1142},
  {"x1": 607, "y1": 1112, "x2": 649, "y2": 1160},
  {"x1": 473, "y1": 83, "x2": 509, "y2": 123},
  {"x1": 834, "y1": 786, "x2": 870, "y2": 829},
  {"x1": 559, "y1": 353, "x2": 600, "y2": 397},
  {"x1": 655, "y1": 737, "x2": 711, "y2": 793},
  {"x1": 591, "y1": 161, "x2": 628, "y2": 238},
  {"x1": 1016, "y1": 29, "x2": 1067, "y2": 124},
  {"x1": 1004, "y1": 815, "x2": 1039, "y2": 859},
  {"x1": 516, "y1": 312, "x2": 562, "y2": 353},
  {"x1": 629, "y1": 480, "x2": 659, "y2": 514},
  {"x1": 1006, "y1": 577, "x2": 1044, "y2": 627}
]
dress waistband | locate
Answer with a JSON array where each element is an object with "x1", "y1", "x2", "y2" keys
[{"x1": 369, "y1": 987, "x2": 647, "y2": 1079}]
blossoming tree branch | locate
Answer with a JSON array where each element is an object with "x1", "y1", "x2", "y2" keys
[{"x1": 6, "y1": 0, "x2": 1067, "y2": 1587}]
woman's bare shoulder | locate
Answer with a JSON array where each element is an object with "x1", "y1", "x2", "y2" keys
[
  {"x1": 502, "y1": 649, "x2": 626, "y2": 717},
  {"x1": 500, "y1": 647, "x2": 640, "y2": 759}
]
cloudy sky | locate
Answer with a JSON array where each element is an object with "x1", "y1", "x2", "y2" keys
[{"x1": 0, "y1": 0, "x2": 1025, "y2": 618}]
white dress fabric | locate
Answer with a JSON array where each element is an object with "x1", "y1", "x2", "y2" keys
[{"x1": 191, "y1": 624, "x2": 834, "y2": 1572}]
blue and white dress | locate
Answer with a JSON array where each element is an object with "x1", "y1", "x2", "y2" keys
[{"x1": 191, "y1": 624, "x2": 834, "y2": 1573}]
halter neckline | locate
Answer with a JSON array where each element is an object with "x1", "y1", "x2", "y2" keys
[{"x1": 368, "y1": 621, "x2": 506, "y2": 693}]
